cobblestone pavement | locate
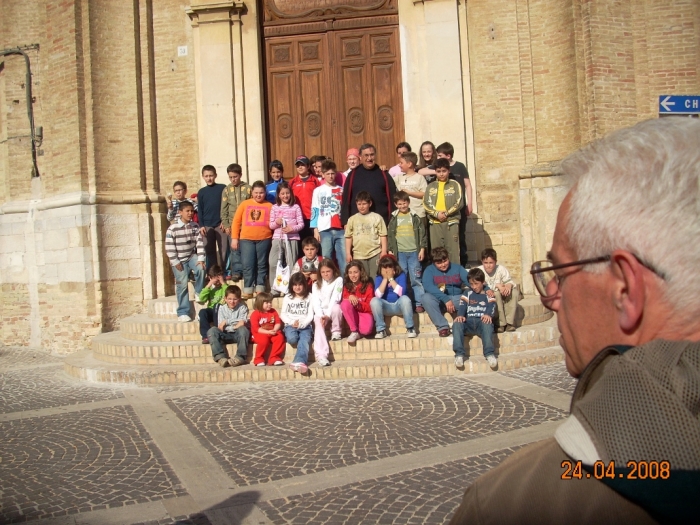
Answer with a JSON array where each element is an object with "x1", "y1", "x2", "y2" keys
[
  {"x1": 502, "y1": 361, "x2": 578, "y2": 394},
  {"x1": 0, "y1": 366, "x2": 124, "y2": 414},
  {"x1": 0, "y1": 346, "x2": 573, "y2": 524},
  {"x1": 259, "y1": 446, "x2": 524, "y2": 525},
  {"x1": 167, "y1": 379, "x2": 564, "y2": 486}
]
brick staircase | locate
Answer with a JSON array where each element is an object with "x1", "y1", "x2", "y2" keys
[{"x1": 64, "y1": 293, "x2": 561, "y2": 385}]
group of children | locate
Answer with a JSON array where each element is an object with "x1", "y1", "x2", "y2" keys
[{"x1": 163, "y1": 142, "x2": 521, "y2": 372}]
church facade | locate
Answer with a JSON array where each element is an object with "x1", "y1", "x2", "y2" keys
[{"x1": 1, "y1": 0, "x2": 698, "y2": 352}]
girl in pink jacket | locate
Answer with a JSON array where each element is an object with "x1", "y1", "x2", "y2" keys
[{"x1": 268, "y1": 181, "x2": 304, "y2": 294}]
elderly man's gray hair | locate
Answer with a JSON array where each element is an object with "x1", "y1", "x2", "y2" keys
[{"x1": 562, "y1": 118, "x2": 700, "y2": 319}]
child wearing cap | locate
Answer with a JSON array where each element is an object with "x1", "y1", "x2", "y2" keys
[
  {"x1": 344, "y1": 148, "x2": 360, "y2": 177},
  {"x1": 290, "y1": 155, "x2": 320, "y2": 240}
]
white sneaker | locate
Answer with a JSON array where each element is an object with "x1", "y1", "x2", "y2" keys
[
  {"x1": 330, "y1": 332, "x2": 342, "y2": 341},
  {"x1": 347, "y1": 332, "x2": 360, "y2": 344},
  {"x1": 273, "y1": 360, "x2": 284, "y2": 366},
  {"x1": 487, "y1": 355, "x2": 498, "y2": 369},
  {"x1": 177, "y1": 315, "x2": 191, "y2": 323},
  {"x1": 256, "y1": 362, "x2": 266, "y2": 367},
  {"x1": 455, "y1": 355, "x2": 464, "y2": 368},
  {"x1": 317, "y1": 358, "x2": 330, "y2": 367},
  {"x1": 406, "y1": 328, "x2": 417, "y2": 338}
]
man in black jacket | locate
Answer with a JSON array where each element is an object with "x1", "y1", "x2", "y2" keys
[{"x1": 341, "y1": 143, "x2": 396, "y2": 225}]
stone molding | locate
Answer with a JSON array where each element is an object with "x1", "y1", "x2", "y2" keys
[
  {"x1": 186, "y1": 1, "x2": 247, "y2": 26},
  {"x1": 263, "y1": 0, "x2": 396, "y2": 23},
  {"x1": 0, "y1": 192, "x2": 164, "y2": 215},
  {"x1": 518, "y1": 161, "x2": 564, "y2": 180}
]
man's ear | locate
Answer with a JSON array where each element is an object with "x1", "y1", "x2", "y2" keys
[{"x1": 609, "y1": 250, "x2": 646, "y2": 333}]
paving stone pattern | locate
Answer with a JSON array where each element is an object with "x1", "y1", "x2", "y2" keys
[
  {"x1": 259, "y1": 445, "x2": 525, "y2": 525},
  {"x1": 168, "y1": 378, "x2": 564, "y2": 486},
  {"x1": 503, "y1": 361, "x2": 578, "y2": 394},
  {"x1": 0, "y1": 347, "x2": 63, "y2": 369},
  {"x1": 0, "y1": 405, "x2": 186, "y2": 523},
  {"x1": 0, "y1": 365, "x2": 124, "y2": 414}
]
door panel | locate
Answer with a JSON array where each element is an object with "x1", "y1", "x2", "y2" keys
[{"x1": 264, "y1": 23, "x2": 404, "y2": 172}]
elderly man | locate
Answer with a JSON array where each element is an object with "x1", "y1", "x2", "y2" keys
[
  {"x1": 450, "y1": 118, "x2": 700, "y2": 524},
  {"x1": 341, "y1": 143, "x2": 396, "y2": 224}
]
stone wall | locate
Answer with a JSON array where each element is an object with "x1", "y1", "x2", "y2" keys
[{"x1": 0, "y1": 0, "x2": 194, "y2": 352}]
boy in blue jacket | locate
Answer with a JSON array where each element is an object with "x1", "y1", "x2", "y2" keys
[
  {"x1": 422, "y1": 246, "x2": 471, "y2": 337},
  {"x1": 453, "y1": 267, "x2": 498, "y2": 369}
]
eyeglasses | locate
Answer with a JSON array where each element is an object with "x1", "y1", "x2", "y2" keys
[
  {"x1": 530, "y1": 256, "x2": 610, "y2": 299},
  {"x1": 531, "y1": 253, "x2": 666, "y2": 299}
]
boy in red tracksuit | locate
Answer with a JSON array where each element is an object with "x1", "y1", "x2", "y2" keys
[
  {"x1": 289, "y1": 155, "x2": 320, "y2": 240},
  {"x1": 250, "y1": 292, "x2": 286, "y2": 366}
]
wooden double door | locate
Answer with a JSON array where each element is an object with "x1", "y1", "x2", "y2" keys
[{"x1": 265, "y1": 26, "x2": 405, "y2": 173}]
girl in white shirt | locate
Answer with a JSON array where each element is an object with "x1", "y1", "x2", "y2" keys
[
  {"x1": 311, "y1": 259, "x2": 343, "y2": 367},
  {"x1": 281, "y1": 273, "x2": 315, "y2": 374}
]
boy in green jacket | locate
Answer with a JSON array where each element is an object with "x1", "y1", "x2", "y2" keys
[
  {"x1": 388, "y1": 191, "x2": 428, "y2": 312},
  {"x1": 423, "y1": 157, "x2": 463, "y2": 264},
  {"x1": 198, "y1": 265, "x2": 226, "y2": 343}
]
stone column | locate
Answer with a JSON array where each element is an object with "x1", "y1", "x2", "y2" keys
[{"x1": 187, "y1": 1, "x2": 266, "y2": 183}]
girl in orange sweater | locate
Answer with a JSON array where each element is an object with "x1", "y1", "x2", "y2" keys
[{"x1": 230, "y1": 180, "x2": 273, "y2": 298}]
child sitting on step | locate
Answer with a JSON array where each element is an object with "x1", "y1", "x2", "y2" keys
[
  {"x1": 250, "y1": 292, "x2": 286, "y2": 366},
  {"x1": 207, "y1": 285, "x2": 250, "y2": 367},
  {"x1": 340, "y1": 260, "x2": 375, "y2": 345},
  {"x1": 281, "y1": 273, "x2": 315, "y2": 374},
  {"x1": 292, "y1": 237, "x2": 324, "y2": 287},
  {"x1": 198, "y1": 265, "x2": 225, "y2": 344},
  {"x1": 453, "y1": 268, "x2": 498, "y2": 370},
  {"x1": 311, "y1": 259, "x2": 343, "y2": 367}
]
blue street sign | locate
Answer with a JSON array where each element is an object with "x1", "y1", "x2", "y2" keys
[{"x1": 659, "y1": 95, "x2": 700, "y2": 114}]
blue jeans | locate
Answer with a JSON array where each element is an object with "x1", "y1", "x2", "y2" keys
[
  {"x1": 172, "y1": 257, "x2": 205, "y2": 317},
  {"x1": 284, "y1": 324, "x2": 313, "y2": 365},
  {"x1": 240, "y1": 238, "x2": 272, "y2": 294},
  {"x1": 198, "y1": 306, "x2": 220, "y2": 339},
  {"x1": 397, "y1": 251, "x2": 424, "y2": 307},
  {"x1": 227, "y1": 245, "x2": 243, "y2": 277},
  {"x1": 370, "y1": 295, "x2": 414, "y2": 332},
  {"x1": 422, "y1": 293, "x2": 462, "y2": 331},
  {"x1": 453, "y1": 317, "x2": 495, "y2": 358},
  {"x1": 207, "y1": 325, "x2": 250, "y2": 361},
  {"x1": 320, "y1": 228, "x2": 346, "y2": 274}
]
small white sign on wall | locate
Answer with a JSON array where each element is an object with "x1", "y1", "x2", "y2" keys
[{"x1": 178, "y1": 46, "x2": 188, "y2": 57}]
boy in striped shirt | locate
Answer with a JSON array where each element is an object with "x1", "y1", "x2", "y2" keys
[{"x1": 165, "y1": 201, "x2": 206, "y2": 322}]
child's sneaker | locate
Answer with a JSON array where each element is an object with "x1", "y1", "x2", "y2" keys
[
  {"x1": 438, "y1": 328, "x2": 451, "y2": 337},
  {"x1": 290, "y1": 362, "x2": 308, "y2": 374},
  {"x1": 217, "y1": 358, "x2": 229, "y2": 368},
  {"x1": 178, "y1": 315, "x2": 191, "y2": 323},
  {"x1": 347, "y1": 332, "x2": 360, "y2": 344},
  {"x1": 330, "y1": 332, "x2": 342, "y2": 341},
  {"x1": 374, "y1": 330, "x2": 387, "y2": 339},
  {"x1": 273, "y1": 360, "x2": 284, "y2": 366},
  {"x1": 487, "y1": 355, "x2": 498, "y2": 369},
  {"x1": 406, "y1": 328, "x2": 417, "y2": 338},
  {"x1": 201, "y1": 338, "x2": 209, "y2": 345},
  {"x1": 455, "y1": 355, "x2": 464, "y2": 368},
  {"x1": 415, "y1": 306, "x2": 425, "y2": 313},
  {"x1": 229, "y1": 356, "x2": 245, "y2": 367},
  {"x1": 256, "y1": 362, "x2": 266, "y2": 367},
  {"x1": 316, "y1": 358, "x2": 330, "y2": 367}
]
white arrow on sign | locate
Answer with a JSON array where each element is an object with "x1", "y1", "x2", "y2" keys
[{"x1": 660, "y1": 96, "x2": 675, "y2": 112}]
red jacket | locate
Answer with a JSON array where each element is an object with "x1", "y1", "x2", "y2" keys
[
  {"x1": 290, "y1": 175, "x2": 320, "y2": 220},
  {"x1": 342, "y1": 282, "x2": 374, "y2": 313},
  {"x1": 250, "y1": 309, "x2": 281, "y2": 337}
]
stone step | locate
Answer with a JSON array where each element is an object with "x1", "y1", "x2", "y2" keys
[
  {"x1": 147, "y1": 293, "x2": 552, "y2": 325},
  {"x1": 93, "y1": 318, "x2": 559, "y2": 366},
  {"x1": 64, "y1": 345, "x2": 565, "y2": 385}
]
